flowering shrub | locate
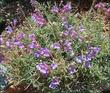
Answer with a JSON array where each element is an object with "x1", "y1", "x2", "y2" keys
[{"x1": 0, "y1": 1, "x2": 110, "y2": 93}]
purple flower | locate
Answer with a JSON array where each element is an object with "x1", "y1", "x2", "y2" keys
[
  {"x1": 50, "y1": 63, "x2": 58, "y2": 70},
  {"x1": 51, "y1": 43, "x2": 61, "y2": 50},
  {"x1": 16, "y1": 32, "x2": 25, "y2": 40},
  {"x1": 62, "y1": 23, "x2": 73, "y2": 31},
  {"x1": 107, "y1": 8, "x2": 110, "y2": 13},
  {"x1": 106, "y1": 8, "x2": 110, "y2": 15},
  {"x1": 0, "y1": 54, "x2": 4, "y2": 63},
  {"x1": 67, "y1": 25, "x2": 73, "y2": 31},
  {"x1": 28, "y1": 42, "x2": 40, "y2": 49},
  {"x1": 34, "y1": 48, "x2": 50, "y2": 58},
  {"x1": 36, "y1": 63, "x2": 50, "y2": 75},
  {"x1": 61, "y1": 16, "x2": 68, "y2": 22},
  {"x1": 13, "y1": 39, "x2": 24, "y2": 49},
  {"x1": 13, "y1": 18, "x2": 17, "y2": 26},
  {"x1": 62, "y1": 30, "x2": 77, "y2": 39},
  {"x1": 76, "y1": 47, "x2": 100, "y2": 64},
  {"x1": 49, "y1": 77, "x2": 60, "y2": 89},
  {"x1": 0, "y1": 36, "x2": 3, "y2": 45},
  {"x1": 83, "y1": 55, "x2": 92, "y2": 62},
  {"x1": 51, "y1": 6, "x2": 59, "y2": 14},
  {"x1": 29, "y1": 34, "x2": 36, "y2": 42},
  {"x1": 5, "y1": 40, "x2": 13, "y2": 48},
  {"x1": 5, "y1": 26, "x2": 13, "y2": 34},
  {"x1": 41, "y1": 48, "x2": 50, "y2": 57},
  {"x1": 75, "y1": 55, "x2": 84, "y2": 63},
  {"x1": 87, "y1": 46, "x2": 100, "y2": 58},
  {"x1": 31, "y1": 13, "x2": 37, "y2": 23},
  {"x1": 70, "y1": 30, "x2": 78, "y2": 39},
  {"x1": 62, "y1": 31, "x2": 70, "y2": 36},
  {"x1": 94, "y1": 2, "x2": 105, "y2": 9},
  {"x1": 84, "y1": 61, "x2": 92, "y2": 68},
  {"x1": 6, "y1": 41, "x2": 10, "y2": 47},
  {"x1": 76, "y1": 55, "x2": 92, "y2": 63},
  {"x1": 63, "y1": 40, "x2": 72, "y2": 52},
  {"x1": 61, "y1": 16, "x2": 73, "y2": 31},
  {"x1": 28, "y1": 43, "x2": 35, "y2": 49},
  {"x1": 18, "y1": 44, "x2": 24, "y2": 49},
  {"x1": 11, "y1": 18, "x2": 18, "y2": 27},
  {"x1": 14, "y1": 39, "x2": 21, "y2": 46},
  {"x1": 31, "y1": 13, "x2": 46, "y2": 27},
  {"x1": 68, "y1": 65, "x2": 77, "y2": 74},
  {"x1": 61, "y1": 2, "x2": 72, "y2": 13},
  {"x1": 34, "y1": 51, "x2": 41, "y2": 58}
]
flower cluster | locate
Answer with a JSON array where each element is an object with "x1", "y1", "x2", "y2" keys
[
  {"x1": 36, "y1": 63, "x2": 50, "y2": 75},
  {"x1": 49, "y1": 77, "x2": 60, "y2": 89},
  {"x1": 34, "y1": 48, "x2": 50, "y2": 58},
  {"x1": 75, "y1": 46, "x2": 100, "y2": 68},
  {"x1": 51, "y1": 2, "x2": 72, "y2": 14},
  {"x1": 16, "y1": 32, "x2": 25, "y2": 40},
  {"x1": 5, "y1": 18, "x2": 18, "y2": 34},
  {"x1": 61, "y1": 2, "x2": 72, "y2": 13},
  {"x1": 36, "y1": 62, "x2": 57, "y2": 76},
  {"x1": 95, "y1": 2, "x2": 105, "y2": 9},
  {"x1": 31, "y1": 12, "x2": 47, "y2": 27},
  {"x1": 51, "y1": 6, "x2": 59, "y2": 14},
  {"x1": 67, "y1": 65, "x2": 77, "y2": 74},
  {"x1": 28, "y1": 34, "x2": 40, "y2": 49},
  {"x1": 51, "y1": 40, "x2": 73, "y2": 52},
  {"x1": 5, "y1": 25, "x2": 13, "y2": 34}
]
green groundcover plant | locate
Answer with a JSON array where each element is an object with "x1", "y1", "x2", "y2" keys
[{"x1": 0, "y1": 1, "x2": 110, "y2": 93}]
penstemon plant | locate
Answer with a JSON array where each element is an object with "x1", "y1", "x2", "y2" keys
[{"x1": 0, "y1": 1, "x2": 110, "y2": 93}]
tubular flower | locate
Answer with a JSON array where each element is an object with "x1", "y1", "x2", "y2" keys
[
  {"x1": 49, "y1": 77, "x2": 60, "y2": 89},
  {"x1": 16, "y1": 32, "x2": 25, "y2": 40},
  {"x1": 84, "y1": 61, "x2": 92, "y2": 68},
  {"x1": 51, "y1": 6, "x2": 59, "y2": 14},
  {"x1": 63, "y1": 40, "x2": 72, "y2": 52},
  {"x1": 61, "y1": 2, "x2": 72, "y2": 13},
  {"x1": 11, "y1": 18, "x2": 18, "y2": 27},
  {"x1": 6, "y1": 39, "x2": 13, "y2": 48},
  {"x1": 51, "y1": 42, "x2": 61, "y2": 50},
  {"x1": 87, "y1": 46, "x2": 100, "y2": 58},
  {"x1": 31, "y1": 13, "x2": 46, "y2": 27},
  {"x1": 36, "y1": 63, "x2": 50, "y2": 75},
  {"x1": 34, "y1": 48, "x2": 50, "y2": 58},
  {"x1": 28, "y1": 42, "x2": 40, "y2": 49},
  {"x1": 94, "y1": 2, "x2": 105, "y2": 9},
  {"x1": 5, "y1": 26, "x2": 13, "y2": 34},
  {"x1": 50, "y1": 63, "x2": 58, "y2": 70},
  {"x1": 75, "y1": 55, "x2": 84, "y2": 63},
  {"x1": 68, "y1": 65, "x2": 77, "y2": 74},
  {"x1": 29, "y1": 34, "x2": 36, "y2": 42}
]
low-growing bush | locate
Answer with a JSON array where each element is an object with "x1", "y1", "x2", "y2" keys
[{"x1": 0, "y1": 1, "x2": 110, "y2": 93}]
